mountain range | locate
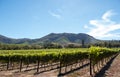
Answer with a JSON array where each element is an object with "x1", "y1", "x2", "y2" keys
[{"x1": 0, "y1": 33, "x2": 99, "y2": 45}]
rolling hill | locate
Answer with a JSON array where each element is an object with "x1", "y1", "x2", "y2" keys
[{"x1": 0, "y1": 33, "x2": 99, "y2": 45}]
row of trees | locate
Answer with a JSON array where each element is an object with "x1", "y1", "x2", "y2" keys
[
  {"x1": 93, "y1": 40, "x2": 120, "y2": 48},
  {"x1": 0, "y1": 43, "x2": 88, "y2": 50},
  {"x1": 66, "y1": 40, "x2": 120, "y2": 48},
  {"x1": 65, "y1": 40, "x2": 120, "y2": 48},
  {"x1": 0, "y1": 43, "x2": 41, "y2": 50},
  {"x1": 0, "y1": 40, "x2": 120, "y2": 50}
]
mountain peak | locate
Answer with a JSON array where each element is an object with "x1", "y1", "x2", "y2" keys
[
  {"x1": 37, "y1": 33, "x2": 98, "y2": 45},
  {"x1": 0, "y1": 33, "x2": 98, "y2": 45}
]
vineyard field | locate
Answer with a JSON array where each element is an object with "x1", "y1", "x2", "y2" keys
[{"x1": 0, "y1": 47, "x2": 119, "y2": 77}]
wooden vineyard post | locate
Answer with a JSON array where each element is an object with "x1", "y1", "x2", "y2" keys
[
  {"x1": 90, "y1": 54, "x2": 92, "y2": 77},
  {"x1": 7, "y1": 57, "x2": 10, "y2": 70},
  {"x1": 59, "y1": 60, "x2": 62, "y2": 76},
  {"x1": 20, "y1": 58, "x2": 23, "y2": 72},
  {"x1": 37, "y1": 59, "x2": 40, "y2": 72}
]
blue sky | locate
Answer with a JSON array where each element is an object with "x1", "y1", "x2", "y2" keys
[{"x1": 0, "y1": 0, "x2": 120, "y2": 40}]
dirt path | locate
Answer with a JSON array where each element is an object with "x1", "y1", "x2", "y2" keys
[{"x1": 105, "y1": 54, "x2": 120, "y2": 77}]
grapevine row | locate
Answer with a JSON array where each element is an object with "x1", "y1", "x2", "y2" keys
[{"x1": 89, "y1": 47, "x2": 119, "y2": 76}]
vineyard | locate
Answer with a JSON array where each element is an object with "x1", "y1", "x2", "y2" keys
[{"x1": 0, "y1": 47, "x2": 119, "y2": 77}]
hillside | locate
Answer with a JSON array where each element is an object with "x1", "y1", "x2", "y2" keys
[
  {"x1": 34, "y1": 33, "x2": 98, "y2": 45},
  {"x1": 0, "y1": 35, "x2": 33, "y2": 44},
  {"x1": 0, "y1": 33, "x2": 98, "y2": 45}
]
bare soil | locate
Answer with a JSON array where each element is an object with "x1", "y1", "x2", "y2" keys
[{"x1": 104, "y1": 54, "x2": 120, "y2": 77}]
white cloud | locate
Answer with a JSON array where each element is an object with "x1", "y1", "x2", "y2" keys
[
  {"x1": 49, "y1": 11, "x2": 61, "y2": 19},
  {"x1": 85, "y1": 10, "x2": 120, "y2": 39},
  {"x1": 84, "y1": 25, "x2": 89, "y2": 29},
  {"x1": 102, "y1": 10, "x2": 114, "y2": 22}
]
